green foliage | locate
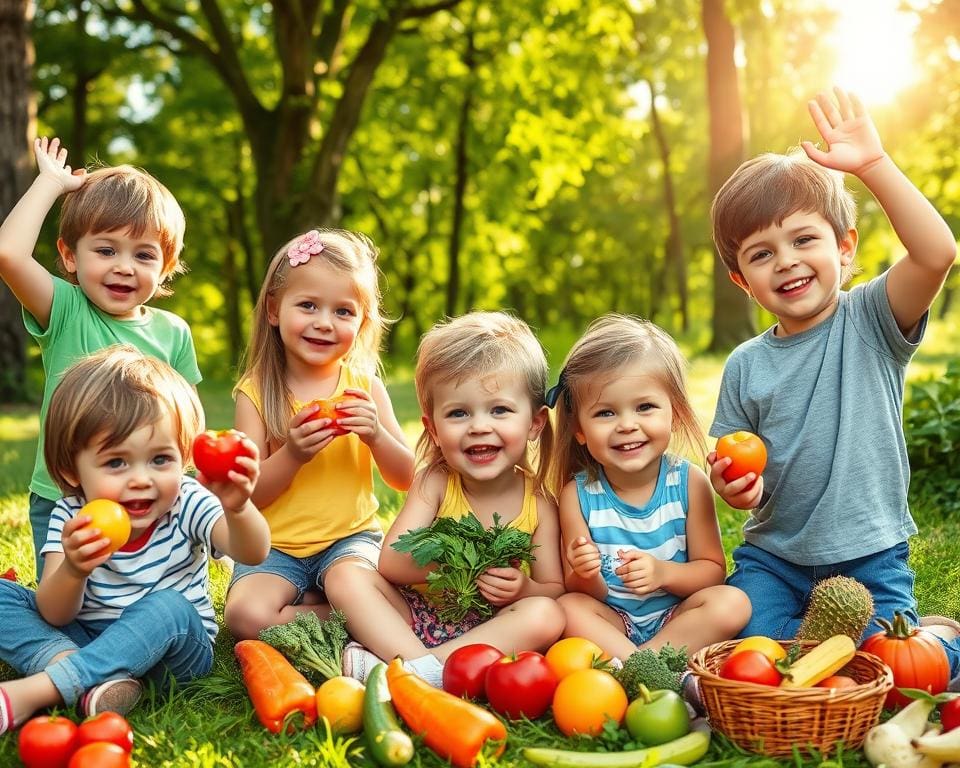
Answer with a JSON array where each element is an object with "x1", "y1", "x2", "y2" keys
[
  {"x1": 391, "y1": 512, "x2": 536, "y2": 623},
  {"x1": 258, "y1": 610, "x2": 349, "y2": 685},
  {"x1": 905, "y1": 360, "x2": 960, "y2": 515}
]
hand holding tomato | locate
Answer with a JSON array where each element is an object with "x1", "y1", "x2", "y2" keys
[
  {"x1": 566, "y1": 536, "x2": 601, "y2": 579},
  {"x1": 615, "y1": 549, "x2": 663, "y2": 594},
  {"x1": 60, "y1": 515, "x2": 116, "y2": 575},
  {"x1": 330, "y1": 388, "x2": 380, "y2": 444},
  {"x1": 192, "y1": 429, "x2": 256, "y2": 483},
  {"x1": 304, "y1": 394, "x2": 350, "y2": 436},
  {"x1": 477, "y1": 566, "x2": 527, "y2": 607},
  {"x1": 714, "y1": 431, "x2": 767, "y2": 483}
]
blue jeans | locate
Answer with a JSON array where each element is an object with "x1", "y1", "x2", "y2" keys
[
  {"x1": 727, "y1": 541, "x2": 960, "y2": 678},
  {"x1": 28, "y1": 493, "x2": 58, "y2": 580},
  {"x1": 0, "y1": 582, "x2": 213, "y2": 706}
]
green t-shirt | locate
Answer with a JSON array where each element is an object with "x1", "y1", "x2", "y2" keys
[{"x1": 24, "y1": 277, "x2": 202, "y2": 500}]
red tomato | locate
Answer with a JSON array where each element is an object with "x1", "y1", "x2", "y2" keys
[
  {"x1": 941, "y1": 697, "x2": 960, "y2": 732},
  {"x1": 68, "y1": 742, "x2": 130, "y2": 768},
  {"x1": 715, "y1": 431, "x2": 767, "y2": 483},
  {"x1": 484, "y1": 651, "x2": 559, "y2": 720},
  {"x1": 192, "y1": 429, "x2": 255, "y2": 482},
  {"x1": 18, "y1": 715, "x2": 78, "y2": 768},
  {"x1": 816, "y1": 675, "x2": 858, "y2": 689},
  {"x1": 442, "y1": 643, "x2": 504, "y2": 700},
  {"x1": 304, "y1": 395, "x2": 351, "y2": 436},
  {"x1": 718, "y1": 649, "x2": 782, "y2": 686},
  {"x1": 75, "y1": 712, "x2": 134, "y2": 753}
]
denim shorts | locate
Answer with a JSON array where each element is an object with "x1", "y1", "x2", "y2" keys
[{"x1": 230, "y1": 529, "x2": 383, "y2": 603}]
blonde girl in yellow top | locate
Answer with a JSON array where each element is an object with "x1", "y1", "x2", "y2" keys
[
  {"x1": 340, "y1": 312, "x2": 566, "y2": 687},
  {"x1": 224, "y1": 229, "x2": 415, "y2": 640}
]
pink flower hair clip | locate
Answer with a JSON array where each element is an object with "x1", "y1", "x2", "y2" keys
[{"x1": 287, "y1": 229, "x2": 324, "y2": 267}]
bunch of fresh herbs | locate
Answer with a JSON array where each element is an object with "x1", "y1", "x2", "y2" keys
[{"x1": 391, "y1": 512, "x2": 536, "y2": 623}]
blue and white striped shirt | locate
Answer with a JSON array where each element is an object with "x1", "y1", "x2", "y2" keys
[
  {"x1": 41, "y1": 476, "x2": 224, "y2": 641},
  {"x1": 575, "y1": 455, "x2": 689, "y2": 640}
]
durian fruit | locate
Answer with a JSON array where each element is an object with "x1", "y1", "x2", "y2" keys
[{"x1": 796, "y1": 576, "x2": 875, "y2": 642}]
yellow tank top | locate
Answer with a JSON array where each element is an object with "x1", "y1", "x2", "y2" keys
[
  {"x1": 411, "y1": 470, "x2": 538, "y2": 592},
  {"x1": 238, "y1": 366, "x2": 380, "y2": 557}
]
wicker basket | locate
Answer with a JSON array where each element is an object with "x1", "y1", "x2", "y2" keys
[{"x1": 688, "y1": 639, "x2": 893, "y2": 756}]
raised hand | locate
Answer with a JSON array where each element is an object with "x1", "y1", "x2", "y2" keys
[
  {"x1": 60, "y1": 514, "x2": 113, "y2": 577},
  {"x1": 802, "y1": 87, "x2": 885, "y2": 177},
  {"x1": 335, "y1": 388, "x2": 380, "y2": 444},
  {"x1": 34, "y1": 137, "x2": 87, "y2": 194},
  {"x1": 200, "y1": 437, "x2": 260, "y2": 513}
]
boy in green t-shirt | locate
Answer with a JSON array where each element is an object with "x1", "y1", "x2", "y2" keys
[{"x1": 0, "y1": 137, "x2": 201, "y2": 578}]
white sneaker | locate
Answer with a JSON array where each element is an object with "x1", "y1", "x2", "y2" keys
[
  {"x1": 80, "y1": 678, "x2": 143, "y2": 717},
  {"x1": 341, "y1": 641, "x2": 384, "y2": 684}
]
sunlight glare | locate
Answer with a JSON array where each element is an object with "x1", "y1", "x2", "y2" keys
[{"x1": 826, "y1": 0, "x2": 920, "y2": 105}]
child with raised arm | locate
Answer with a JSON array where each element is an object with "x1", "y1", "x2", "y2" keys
[
  {"x1": 548, "y1": 315, "x2": 751, "y2": 661},
  {"x1": 0, "y1": 137, "x2": 199, "y2": 577},
  {"x1": 708, "y1": 87, "x2": 960, "y2": 673},
  {"x1": 0, "y1": 345, "x2": 269, "y2": 732},
  {"x1": 339, "y1": 312, "x2": 566, "y2": 687},
  {"x1": 224, "y1": 229, "x2": 416, "y2": 640}
]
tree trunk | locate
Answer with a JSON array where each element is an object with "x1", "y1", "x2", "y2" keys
[
  {"x1": 703, "y1": 0, "x2": 754, "y2": 350},
  {"x1": 0, "y1": 0, "x2": 33, "y2": 402},
  {"x1": 445, "y1": 27, "x2": 475, "y2": 318},
  {"x1": 647, "y1": 79, "x2": 688, "y2": 332}
]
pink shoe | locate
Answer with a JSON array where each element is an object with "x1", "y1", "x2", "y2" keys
[
  {"x1": 80, "y1": 678, "x2": 143, "y2": 717},
  {"x1": 0, "y1": 687, "x2": 12, "y2": 735}
]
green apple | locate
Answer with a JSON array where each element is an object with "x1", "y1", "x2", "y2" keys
[{"x1": 624, "y1": 684, "x2": 690, "y2": 746}]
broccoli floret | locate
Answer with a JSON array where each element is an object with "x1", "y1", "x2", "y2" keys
[
  {"x1": 259, "y1": 609, "x2": 348, "y2": 684},
  {"x1": 613, "y1": 645, "x2": 688, "y2": 699}
]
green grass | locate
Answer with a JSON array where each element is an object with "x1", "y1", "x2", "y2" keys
[{"x1": 0, "y1": 319, "x2": 958, "y2": 766}]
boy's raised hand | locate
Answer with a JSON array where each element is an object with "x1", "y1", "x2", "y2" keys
[
  {"x1": 60, "y1": 515, "x2": 113, "y2": 576},
  {"x1": 34, "y1": 137, "x2": 87, "y2": 194},
  {"x1": 802, "y1": 87, "x2": 885, "y2": 177},
  {"x1": 567, "y1": 535, "x2": 601, "y2": 579}
]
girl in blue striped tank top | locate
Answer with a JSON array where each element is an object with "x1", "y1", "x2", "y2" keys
[{"x1": 547, "y1": 315, "x2": 751, "y2": 661}]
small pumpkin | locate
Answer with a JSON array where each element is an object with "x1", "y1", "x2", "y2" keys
[{"x1": 860, "y1": 612, "x2": 949, "y2": 709}]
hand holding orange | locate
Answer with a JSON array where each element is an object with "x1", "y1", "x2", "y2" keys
[
  {"x1": 715, "y1": 431, "x2": 767, "y2": 483},
  {"x1": 81, "y1": 499, "x2": 131, "y2": 554}
]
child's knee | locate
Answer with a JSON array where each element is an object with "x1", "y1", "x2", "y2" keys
[
  {"x1": 321, "y1": 558, "x2": 376, "y2": 601},
  {"x1": 519, "y1": 596, "x2": 566, "y2": 644},
  {"x1": 224, "y1": 597, "x2": 274, "y2": 641},
  {"x1": 707, "y1": 585, "x2": 752, "y2": 636}
]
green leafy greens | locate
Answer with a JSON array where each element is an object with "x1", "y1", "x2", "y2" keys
[{"x1": 391, "y1": 512, "x2": 537, "y2": 623}]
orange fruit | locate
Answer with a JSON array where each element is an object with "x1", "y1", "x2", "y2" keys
[
  {"x1": 552, "y1": 669, "x2": 628, "y2": 737},
  {"x1": 545, "y1": 637, "x2": 606, "y2": 680},
  {"x1": 81, "y1": 499, "x2": 131, "y2": 554}
]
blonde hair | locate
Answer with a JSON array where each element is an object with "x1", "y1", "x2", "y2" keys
[
  {"x1": 58, "y1": 164, "x2": 187, "y2": 297},
  {"x1": 414, "y1": 311, "x2": 553, "y2": 494},
  {"x1": 548, "y1": 314, "x2": 704, "y2": 494},
  {"x1": 44, "y1": 344, "x2": 203, "y2": 496},
  {"x1": 236, "y1": 228, "x2": 387, "y2": 443},
  {"x1": 710, "y1": 150, "x2": 857, "y2": 276}
]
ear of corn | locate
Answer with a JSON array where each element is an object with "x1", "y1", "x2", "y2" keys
[{"x1": 779, "y1": 634, "x2": 856, "y2": 688}]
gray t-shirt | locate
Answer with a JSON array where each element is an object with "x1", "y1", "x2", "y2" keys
[{"x1": 710, "y1": 272, "x2": 922, "y2": 565}]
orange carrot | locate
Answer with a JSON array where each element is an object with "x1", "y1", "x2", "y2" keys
[
  {"x1": 235, "y1": 639, "x2": 317, "y2": 733},
  {"x1": 385, "y1": 658, "x2": 506, "y2": 767}
]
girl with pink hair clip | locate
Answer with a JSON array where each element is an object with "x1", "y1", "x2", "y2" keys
[{"x1": 224, "y1": 229, "x2": 415, "y2": 646}]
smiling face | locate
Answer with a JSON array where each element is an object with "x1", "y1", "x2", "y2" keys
[
  {"x1": 574, "y1": 361, "x2": 674, "y2": 490},
  {"x1": 268, "y1": 259, "x2": 364, "y2": 377},
  {"x1": 64, "y1": 412, "x2": 184, "y2": 539},
  {"x1": 423, "y1": 370, "x2": 547, "y2": 486},
  {"x1": 731, "y1": 210, "x2": 856, "y2": 336},
  {"x1": 58, "y1": 227, "x2": 166, "y2": 320}
]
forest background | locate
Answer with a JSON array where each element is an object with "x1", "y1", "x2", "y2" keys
[{"x1": 0, "y1": 0, "x2": 958, "y2": 394}]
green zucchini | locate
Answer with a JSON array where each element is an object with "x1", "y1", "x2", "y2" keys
[
  {"x1": 363, "y1": 662, "x2": 414, "y2": 767},
  {"x1": 523, "y1": 723, "x2": 711, "y2": 767}
]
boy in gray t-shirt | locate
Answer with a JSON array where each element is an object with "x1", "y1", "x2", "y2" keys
[{"x1": 706, "y1": 87, "x2": 959, "y2": 676}]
